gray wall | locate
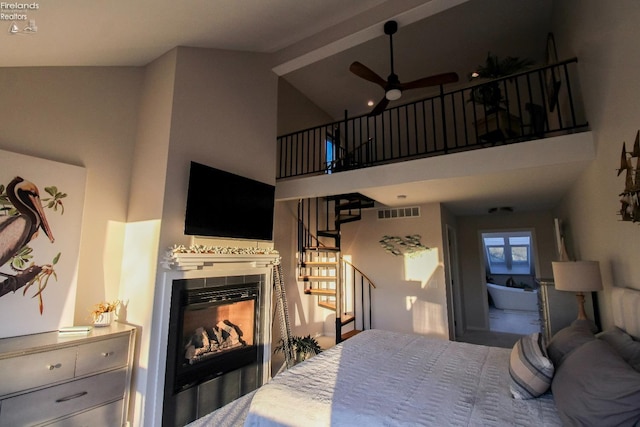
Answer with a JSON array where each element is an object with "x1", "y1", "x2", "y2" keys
[{"x1": 551, "y1": 1, "x2": 640, "y2": 330}]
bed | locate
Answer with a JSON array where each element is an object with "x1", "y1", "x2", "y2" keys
[
  {"x1": 191, "y1": 287, "x2": 640, "y2": 427},
  {"x1": 246, "y1": 330, "x2": 560, "y2": 426}
]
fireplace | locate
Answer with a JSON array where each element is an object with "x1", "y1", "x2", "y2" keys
[{"x1": 163, "y1": 273, "x2": 269, "y2": 426}]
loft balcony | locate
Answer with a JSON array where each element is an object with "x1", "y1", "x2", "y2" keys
[{"x1": 276, "y1": 58, "x2": 589, "y2": 181}]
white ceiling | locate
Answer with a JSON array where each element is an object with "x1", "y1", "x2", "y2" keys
[{"x1": 2, "y1": 0, "x2": 589, "y2": 215}]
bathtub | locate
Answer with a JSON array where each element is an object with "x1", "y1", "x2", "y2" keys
[{"x1": 486, "y1": 282, "x2": 538, "y2": 311}]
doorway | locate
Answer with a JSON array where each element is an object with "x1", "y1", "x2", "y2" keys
[{"x1": 482, "y1": 230, "x2": 542, "y2": 336}]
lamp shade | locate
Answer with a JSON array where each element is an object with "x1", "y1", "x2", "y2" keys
[{"x1": 552, "y1": 261, "x2": 603, "y2": 292}]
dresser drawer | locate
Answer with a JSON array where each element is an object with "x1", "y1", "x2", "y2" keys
[
  {"x1": 75, "y1": 335, "x2": 129, "y2": 377},
  {"x1": 0, "y1": 368, "x2": 127, "y2": 427},
  {"x1": 43, "y1": 399, "x2": 123, "y2": 427},
  {"x1": 0, "y1": 346, "x2": 77, "y2": 396}
]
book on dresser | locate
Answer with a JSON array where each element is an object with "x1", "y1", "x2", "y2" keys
[{"x1": 58, "y1": 326, "x2": 93, "y2": 336}]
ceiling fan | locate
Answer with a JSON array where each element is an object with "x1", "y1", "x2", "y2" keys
[{"x1": 350, "y1": 20, "x2": 459, "y2": 116}]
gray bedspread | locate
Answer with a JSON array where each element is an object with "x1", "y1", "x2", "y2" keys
[{"x1": 244, "y1": 329, "x2": 561, "y2": 426}]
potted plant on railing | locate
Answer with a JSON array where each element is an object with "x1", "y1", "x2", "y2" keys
[
  {"x1": 274, "y1": 335, "x2": 322, "y2": 364},
  {"x1": 468, "y1": 53, "x2": 533, "y2": 142}
]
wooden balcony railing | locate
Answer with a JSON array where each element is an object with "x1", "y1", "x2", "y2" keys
[{"x1": 277, "y1": 58, "x2": 588, "y2": 180}]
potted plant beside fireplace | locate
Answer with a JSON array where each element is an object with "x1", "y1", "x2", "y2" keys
[
  {"x1": 469, "y1": 53, "x2": 532, "y2": 143},
  {"x1": 275, "y1": 335, "x2": 322, "y2": 364}
]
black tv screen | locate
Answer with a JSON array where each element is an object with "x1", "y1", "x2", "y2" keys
[{"x1": 184, "y1": 161, "x2": 275, "y2": 241}]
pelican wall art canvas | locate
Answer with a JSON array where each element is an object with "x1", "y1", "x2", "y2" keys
[{"x1": 0, "y1": 149, "x2": 86, "y2": 338}]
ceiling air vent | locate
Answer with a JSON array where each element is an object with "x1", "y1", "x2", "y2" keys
[{"x1": 377, "y1": 206, "x2": 420, "y2": 220}]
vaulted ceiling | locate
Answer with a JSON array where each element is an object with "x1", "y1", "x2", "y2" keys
[
  {"x1": 5, "y1": 0, "x2": 590, "y2": 215},
  {"x1": 3, "y1": 0, "x2": 553, "y2": 118}
]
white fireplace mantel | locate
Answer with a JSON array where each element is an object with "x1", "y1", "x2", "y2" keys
[
  {"x1": 163, "y1": 251, "x2": 281, "y2": 271},
  {"x1": 146, "y1": 250, "x2": 279, "y2": 426}
]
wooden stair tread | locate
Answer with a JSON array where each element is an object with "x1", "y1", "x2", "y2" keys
[
  {"x1": 318, "y1": 301, "x2": 336, "y2": 310},
  {"x1": 304, "y1": 246, "x2": 340, "y2": 252},
  {"x1": 340, "y1": 314, "x2": 355, "y2": 326},
  {"x1": 341, "y1": 330, "x2": 361, "y2": 340},
  {"x1": 317, "y1": 229, "x2": 339, "y2": 237},
  {"x1": 299, "y1": 275, "x2": 337, "y2": 282},
  {"x1": 301, "y1": 261, "x2": 338, "y2": 266},
  {"x1": 304, "y1": 288, "x2": 336, "y2": 296}
]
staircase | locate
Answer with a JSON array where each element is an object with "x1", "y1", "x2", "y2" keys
[{"x1": 297, "y1": 194, "x2": 376, "y2": 344}]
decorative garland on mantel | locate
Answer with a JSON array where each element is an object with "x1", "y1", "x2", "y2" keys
[
  {"x1": 169, "y1": 244, "x2": 279, "y2": 255},
  {"x1": 164, "y1": 245, "x2": 280, "y2": 270}
]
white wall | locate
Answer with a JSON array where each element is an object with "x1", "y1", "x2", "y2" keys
[
  {"x1": 134, "y1": 46, "x2": 278, "y2": 426},
  {"x1": 551, "y1": 1, "x2": 640, "y2": 330},
  {"x1": 0, "y1": 67, "x2": 144, "y2": 325},
  {"x1": 274, "y1": 199, "x2": 451, "y2": 340},
  {"x1": 274, "y1": 78, "x2": 337, "y2": 340},
  {"x1": 119, "y1": 49, "x2": 177, "y2": 426},
  {"x1": 341, "y1": 203, "x2": 449, "y2": 338},
  {"x1": 0, "y1": 47, "x2": 281, "y2": 427},
  {"x1": 277, "y1": 78, "x2": 333, "y2": 136},
  {"x1": 272, "y1": 199, "x2": 330, "y2": 338}
]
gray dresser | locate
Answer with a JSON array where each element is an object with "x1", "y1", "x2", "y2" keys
[{"x1": 0, "y1": 323, "x2": 135, "y2": 427}]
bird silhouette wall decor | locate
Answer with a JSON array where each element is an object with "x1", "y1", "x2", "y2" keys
[{"x1": 0, "y1": 176, "x2": 65, "y2": 314}]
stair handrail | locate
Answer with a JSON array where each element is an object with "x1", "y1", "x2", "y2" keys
[{"x1": 341, "y1": 257, "x2": 377, "y2": 289}]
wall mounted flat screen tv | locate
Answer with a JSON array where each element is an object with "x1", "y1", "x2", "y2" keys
[{"x1": 184, "y1": 161, "x2": 275, "y2": 241}]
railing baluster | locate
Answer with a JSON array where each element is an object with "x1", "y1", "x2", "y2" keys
[
  {"x1": 421, "y1": 101, "x2": 427, "y2": 155},
  {"x1": 413, "y1": 103, "x2": 418, "y2": 156},
  {"x1": 360, "y1": 275, "x2": 364, "y2": 330},
  {"x1": 430, "y1": 98, "x2": 436, "y2": 153},
  {"x1": 451, "y1": 92, "x2": 458, "y2": 150},
  {"x1": 440, "y1": 85, "x2": 449, "y2": 153},
  {"x1": 460, "y1": 91, "x2": 470, "y2": 147},
  {"x1": 563, "y1": 62, "x2": 578, "y2": 128},
  {"x1": 381, "y1": 113, "x2": 387, "y2": 161}
]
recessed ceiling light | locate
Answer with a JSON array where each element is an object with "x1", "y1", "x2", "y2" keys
[{"x1": 367, "y1": 100, "x2": 374, "y2": 107}]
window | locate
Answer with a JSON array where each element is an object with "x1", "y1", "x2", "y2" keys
[
  {"x1": 325, "y1": 137, "x2": 336, "y2": 174},
  {"x1": 482, "y1": 232, "x2": 532, "y2": 275},
  {"x1": 324, "y1": 139, "x2": 336, "y2": 173}
]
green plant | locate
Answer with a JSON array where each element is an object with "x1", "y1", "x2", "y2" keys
[
  {"x1": 468, "y1": 53, "x2": 533, "y2": 112},
  {"x1": 274, "y1": 335, "x2": 322, "y2": 360}
]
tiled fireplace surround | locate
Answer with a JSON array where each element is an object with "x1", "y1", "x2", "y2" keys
[{"x1": 147, "y1": 253, "x2": 278, "y2": 426}]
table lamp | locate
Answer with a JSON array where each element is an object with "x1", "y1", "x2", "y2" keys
[{"x1": 551, "y1": 260, "x2": 603, "y2": 322}]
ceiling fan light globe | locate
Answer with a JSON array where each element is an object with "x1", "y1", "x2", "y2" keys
[{"x1": 386, "y1": 89, "x2": 402, "y2": 101}]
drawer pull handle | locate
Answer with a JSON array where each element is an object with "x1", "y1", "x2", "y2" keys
[
  {"x1": 47, "y1": 363, "x2": 62, "y2": 370},
  {"x1": 55, "y1": 391, "x2": 88, "y2": 403},
  {"x1": 101, "y1": 351, "x2": 113, "y2": 357}
]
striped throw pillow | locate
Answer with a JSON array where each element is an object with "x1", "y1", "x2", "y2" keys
[{"x1": 509, "y1": 332, "x2": 555, "y2": 399}]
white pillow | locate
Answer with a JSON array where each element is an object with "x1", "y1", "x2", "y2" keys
[{"x1": 509, "y1": 332, "x2": 555, "y2": 399}]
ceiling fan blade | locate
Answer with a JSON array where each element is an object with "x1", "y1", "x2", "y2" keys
[
  {"x1": 400, "y1": 72, "x2": 460, "y2": 91},
  {"x1": 368, "y1": 97, "x2": 390, "y2": 116},
  {"x1": 350, "y1": 61, "x2": 387, "y2": 89}
]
